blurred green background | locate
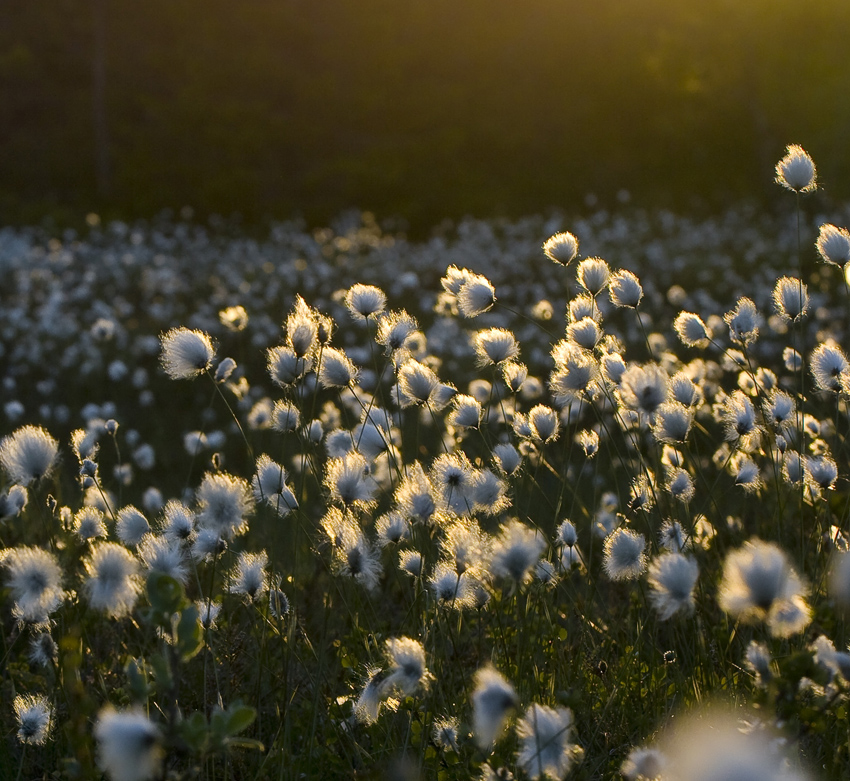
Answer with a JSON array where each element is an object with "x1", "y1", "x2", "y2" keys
[{"x1": 2, "y1": 0, "x2": 849, "y2": 233}]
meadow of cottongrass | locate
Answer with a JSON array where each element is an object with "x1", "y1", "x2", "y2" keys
[{"x1": 4, "y1": 147, "x2": 850, "y2": 780}]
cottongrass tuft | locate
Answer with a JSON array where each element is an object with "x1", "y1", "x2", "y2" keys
[
  {"x1": 620, "y1": 746, "x2": 665, "y2": 780},
  {"x1": 542, "y1": 231, "x2": 579, "y2": 265},
  {"x1": 0, "y1": 483, "x2": 28, "y2": 517},
  {"x1": 2, "y1": 545, "x2": 64, "y2": 624},
  {"x1": 159, "y1": 327, "x2": 215, "y2": 380},
  {"x1": 29, "y1": 632, "x2": 58, "y2": 667},
  {"x1": 433, "y1": 716, "x2": 461, "y2": 752},
  {"x1": 652, "y1": 402, "x2": 693, "y2": 444},
  {"x1": 317, "y1": 347, "x2": 358, "y2": 388},
  {"x1": 661, "y1": 705, "x2": 810, "y2": 781},
  {"x1": 397, "y1": 359, "x2": 441, "y2": 407},
  {"x1": 345, "y1": 283, "x2": 387, "y2": 321},
  {"x1": 161, "y1": 500, "x2": 195, "y2": 542},
  {"x1": 376, "y1": 510, "x2": 410, "y2": 547},
  {"x1": 382, "y1": 636, "x2": 432, "y2": 696},
  {"x1": 0, "y1": 425, "x2": 59, "y2": 485},
  {"x1": 253, "y1": 454, "x2": 298, "y2": 515},
  {"x1": 665, "y1": 468, "x2": 695, "y2": 504},
  {"x1": 195, "y1": 471, "x2": 255, "y2": 540},
  {"x1": 138, "y1": 535, "x2": 188, "y2": 585},
  {"x1": 745, "y1": 640, "x2": 774, "y2": 686},
  {"x1": 267, "y1": 345, "x2": 310, "y2": 388},
  {"x1": 395, "y1": 462, "x2": 436, "y2": 523},
  {"x1": 457, "y1": 274, "x2": 497, "y2": 318},
  {"x1": 94, "y1": 707, "x2": 163, "y2": 781},
  {"x1": 471, "y1": 666, "x2": 518, "y2": 750},
  {"x1": 550, "y1": 344, "x2": 599, "y2": 404},
  {"x1": 116, "y1": 505, "x2": 151, "y2": 546},
  {"x1": 647, "y1": 553, "x2": 698, "y2": 619},
  {"x1": 354, "y1": 668, "x2": 386, "y2": 725},
  {"x1": 492, "y1": 443, "x2": 522, "y2": 475},
  {"x1": 719, "y1": 539, "x2": 811, "y2": 638},
  {"x1": 376, "y1": 309, "x2": 418, "y2": 357},
  {"x1": 775, "y1": 143, "x2": 817, "y2": 193},
  {"x1": 723, "y1": 297, "x2": 761, "y2": 346},
  {"x1": 528, "y1": 404, "x2": 560, "y2": 443},
  {"x1": 228, "y1": 550, "x2": 269, "y2": 600},
  {"x1": 816, "y1": 223, "x2": 850, "y2": 266},
  {"x1": 74, "y1": 506, "x2": 107, "y2": 541},
  {"x1": 13, "y1": 694, "x2": 52, "y2": 745},
  {"x1": 83, "y1": 542, "x2": 142, "y2": 618},
  {"x1": 567, "y1": 317, "x2": 602, "y2": 350},
  {"x1": 516, "y1": 703, "x2": 580, "y2": 780},
  {"x1": 474, "y1": 328, "x2": 519, "y2": 366},
  {"x1": 773, "y1": 277, "x2": 808, "y2": 322},
  {"x1": 603, "y1": 528, "x2": 647, "y2": 581},
  {"x1": 673, "y1": 312, "x2": 710, "y2": 348},
  {"x1": 325, "y1": 451, "x2": 377, "y2": 509},
  {"x1": 619, "y1": 363, "x2": 669, "y2": 415},
  {"x1": 490, "y1": 519, "x2": 546, "y2": 584},
  {"x1": 608, "y1": 269, "x2": 643, "y2": 308},
  {"x1": 448, "y1": 394, "x2": 483, "y2": 429},
  {"x1": 271, "y1": 400, "x2": 301, "y2": 433},
  {"x1": 810, "y1": 342, "x2": 848, "y2": 393},
  {"x1": 576, "y1": 257, "x2": 610, "y2": 295}
]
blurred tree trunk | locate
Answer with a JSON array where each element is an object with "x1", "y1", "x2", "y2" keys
[{"x1": 92, "y1": 0, "x2": 110, "y2": 197}]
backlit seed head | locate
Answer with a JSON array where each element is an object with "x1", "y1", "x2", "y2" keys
[{"x1": 775, "y1": 143, "x2": 817, "y2": 193}]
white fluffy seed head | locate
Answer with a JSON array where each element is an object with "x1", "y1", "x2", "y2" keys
[
  {"x1": 603, "y1": 528, "x2": 647, "y2": 580},
  {"x1": 2, "y1": 546, "x2": 64, "y2": 624},
  {"x1": 816, "y1": 223, "x2": 850, "y2": 266},
  {"x1": 576, "y1": 257, "x2": 610, "y2": 294},
  {"x1": 318, "y1": 348, "x2": 358, "y2": 388},
  {"x1": 811, "y1": 342, "x2": 848, "y2": 392},
  {"x1": 471, "y1": 666, "x2": 518, "y2": 749},
  {"x1": 14, "y1": 694, "x2": 52, "y2": 745},
  {"x1": 719, "y1": 539, "x2": 811, "y2": 637},
  {"x1": 648, "y1": 553, "x2": 698, "y2": 619},
  {"x1": 160, "y1": 327, "x2": 215, "y2": 380},
  {"x1": 608, "y1": 269, "x2": 643, "y2": 308},
  {"x1": 267, "y1": 345, "x2": 310, "y2": 387},
  {"x1": 567, "y1": 317, "x2": 602, "y2": 350},
  {"x1": 516, "y1": 703, "x2": 578, "y2": 781},
  {"x1": 543, "y1": 231, "x2": 579, "y2": 265},
  {"x1": 0, "y1": 425, "x2": 59, "y2": 485},
  {"x1": 95, "y1": 707, "x2": 163, "y2": 781},
  {"x1": 773, "y1": 276, "x2": 808, "y2": 322},
  {"x1": 474, "y1": 328, "x2": 519, "y2": 366},
  {"x1": 457, "y1": 275, "x2": 496, "y2": 318},
  {"x1": 775, "y1": 143, "x2": 817, "y2": 193},
  {"x1": 84, "y1": 542, "x2": 142, "y2": 618},
  {"x1": 116, "y1": 505, "x2": 151, "y2": 547},
  {"x1": 195, "y1": 472, "x2": 255, "y2": 540},
  {"x1": 724, "y1": 297, "x2": 761, "y2": 346},
  {"x1": 345, "y1": 284, "x2": 387, "y2": 321},
  {"x1": 674, "y1": 312, "x2": 710, "y2": 348}
]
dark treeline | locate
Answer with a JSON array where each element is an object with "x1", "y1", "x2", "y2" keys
[{"x1": 1, "y1": 0, "x2": 849, "y2": 232}]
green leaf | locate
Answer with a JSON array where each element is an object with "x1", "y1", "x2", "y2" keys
[
  {"x1": 146, "y1": 572, "x2": 186, "y2": 617},
  {"x1": 224, "y1": 737, "x2": 264, "y2": 752},
  {"x1": 225, "y1": 703, "x2": 257, "y2": 737},
  {"x1": 149, "y1": 653, "x2": 172, "y2": 692},
  {"x1": 124, "y1": 658, "x2": 151, "y2": 704},
  {"x1": 176, "y1": 606, "x2": 204, "y2": 661},
  {"x1": 179, "y1": 711, "x2": 209, "y2": 752},
  {"x1": 210, "y1": 708, "x2": 230, "y2": 742}
]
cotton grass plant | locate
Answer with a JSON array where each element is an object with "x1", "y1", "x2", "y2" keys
[{"x1": 3, "y1": 146, "x2": 850, "y2": 779}]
